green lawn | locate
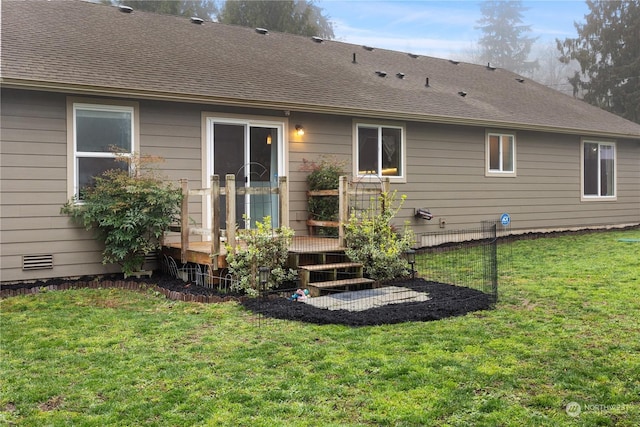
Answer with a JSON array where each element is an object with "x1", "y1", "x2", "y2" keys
[{"x1": 1, "y1": 229, "x2": 639, "y2": 426}]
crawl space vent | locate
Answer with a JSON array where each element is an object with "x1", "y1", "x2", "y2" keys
[{"x1": 22, "y1": 254, "x2": 54, "y2": 270}]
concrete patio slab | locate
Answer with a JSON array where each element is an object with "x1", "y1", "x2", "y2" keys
[{"x1": 302, "y1": 286, "x2": 430, "y2": 312}]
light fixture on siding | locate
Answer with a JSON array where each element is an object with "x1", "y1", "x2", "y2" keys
[
  {"x1": 266, "y1": 133, "x2": 272, "y2": 145},
  {"x1": 295, "y1": 125, "x2": 305, "y2": 136}
]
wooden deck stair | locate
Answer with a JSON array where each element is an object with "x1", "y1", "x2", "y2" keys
[{"x1": 291, "y1": 251, "x2": 374, "y2": 297}]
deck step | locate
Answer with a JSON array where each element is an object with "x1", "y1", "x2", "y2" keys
[
  {"x1": 298, "y1": 261, "x2": 365, "y2": 288},
  {"x1": 308, "y1": 277, "x2": 375, "y2": 297},
  {"x1": 300, "y1": 262, "x2": 362, "y2": 272}
]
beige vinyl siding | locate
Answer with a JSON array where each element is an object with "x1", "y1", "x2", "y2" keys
[
  {"x1": 286, "y1": 113, "x2": 353, "y2": 234},
  {"x1": 400, "y1": 125, "x2": 640, "y2": 233},
  {"x1": 290, "y1": 116, "x2": 639, "y2": 236},
  {"x1": 138, "y1": 101, "x2": 204, "y2": 245},
  {"x1": 0, "y1": 89, "x2": 96, "y2": 282},
  {"x1": 1, "y1": 88, "x2": 638, "y2": 282}
]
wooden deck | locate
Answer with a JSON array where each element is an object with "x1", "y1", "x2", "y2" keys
[{"x1": 162, "y1": 236, "x2": 345, "y2": 269}]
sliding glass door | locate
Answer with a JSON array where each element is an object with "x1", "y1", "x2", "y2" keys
[{"x1": 207, "y1": 118, "x2": 283, "y2": 230}]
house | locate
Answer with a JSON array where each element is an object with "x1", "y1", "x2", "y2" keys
[{"x1": 2, "y1": 0, "x2": 639, "y2": 283}]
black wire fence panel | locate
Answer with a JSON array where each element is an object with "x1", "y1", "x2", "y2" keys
[
  {"x1": 243, "y1": 222, "x2": 509, "y2": 326},
  {"x1": 415, "y1": 221, "x2": 512, "y2": 304}
]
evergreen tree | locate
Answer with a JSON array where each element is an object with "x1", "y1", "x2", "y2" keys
[
  {"x1": 476, "y1": 0, "x2": 538, "y2": 74},
  {"x1": 558, "y1": 0, "x2": 640, "y2": 123},
  {"x1": 218, "y1": 0, "x2": 334, "y2": 39}
]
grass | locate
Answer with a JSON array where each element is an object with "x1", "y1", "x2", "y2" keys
[{"x1": 1, "y1": 229, "x2": 639, "y2": 426}]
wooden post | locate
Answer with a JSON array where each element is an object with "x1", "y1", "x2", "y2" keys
[
  {"x1": 381, "y1": 177, "x2": 391, "y2": 194},
  {"x1": 180, "y1": 178, "x2": 189, "y2": 264},
  {"x1": 226, "y1": 174, "x2": 236, "y2": 252},
  {"x1": 211, "y1": 175, "x2": 220, "y2": 269},
  {"x1": 338, "y1": 175, "x2": 348, "y2": 247},
  {"x1": 381, "y1": 177, "x2": 391, "y2": 213},
  {"x1": 278, "y1": 176, "x2": 288, "y2": 228}
]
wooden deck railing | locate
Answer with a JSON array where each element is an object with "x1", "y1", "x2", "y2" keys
[
  {"x1": 173, "y1": 174, "x2": 389, "y2": 268},
  {"x1": 177, "y1": 174, "x2": 288, "y2": 266},
  {"x1": 310, "y1": 176, "x2": 389, "y2": 247}
]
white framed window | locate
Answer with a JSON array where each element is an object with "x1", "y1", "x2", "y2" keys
[
  {"x1": 354, "y1": 122, "x2": 405, "y2": 181},
  {"x1": 486, "y1": 132, "x2": 516, "y2": 176},
  {"x1": 67, "y1": 99, "x2": 138, "y2": 199},
  {"x1": 582, "y1": 140, "x2": 616, "y2": 200}
]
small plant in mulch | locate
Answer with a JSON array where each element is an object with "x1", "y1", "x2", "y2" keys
[
  {"x1": 61, "y1": 152, "x2": 182, "y2": 276},
  {"x1": 344, "y1": 190, "x2": 415, "y2": 280},
  {"x1": 225, "y1": 216, "x2": 297, "y2": 297}
]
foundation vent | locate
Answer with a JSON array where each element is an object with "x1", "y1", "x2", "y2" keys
[{"x1": 22, "y1": 254, "x2": 54, "y2": 270}]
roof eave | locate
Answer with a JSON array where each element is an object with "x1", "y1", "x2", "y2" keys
[{"x1": 3, "y1": 78, "x2": 639, "y2": 140}]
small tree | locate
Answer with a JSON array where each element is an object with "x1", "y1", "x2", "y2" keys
[
  {"x1": 344, "y1": 191, "x2": 415, "y2": 281},
  {"x1": 225, "y1": 216, "x2": 296, "y2": 296},
  {"x1": 61, "y1": 154, "x2": 182, "y2": 276}
]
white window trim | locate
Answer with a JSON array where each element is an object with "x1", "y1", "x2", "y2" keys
[
  {"x1": 485, "y1": 131, "x2": 516, "y2": 177},
  {"x1": 580, "y1": 139, "x2": 617, "y2": 201},
  {"x1": 201, "y1": 112, "x2": 288, "y2": 231},
  {"x1": 66, "y1": 98, "x2": 139, "y2": 200},
  {"x1": 352, "y1": 121, "x2": 406, "y2": 183}
]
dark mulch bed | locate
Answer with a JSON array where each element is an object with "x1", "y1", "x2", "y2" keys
[
  {"x1": 241, "y1": 279, "x2": 493, "y2": 326},
  {"x1": 1, "y1": 273, "x2": 493, "y2": 326}
]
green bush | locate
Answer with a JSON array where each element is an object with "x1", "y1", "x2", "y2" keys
[
  {"x1": 61, "y1": 154, "x2": 182, "y2": 276},
  {"x1": 225, "y1": 216, "x2": 296, "y2": 296},
  {"x1": 344, "y1": 191, "x2": 415, "y2": 281}
]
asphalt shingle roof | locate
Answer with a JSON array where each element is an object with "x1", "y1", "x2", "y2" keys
[{"x1": 3, "y1": 0, "x2": 640, "y2": 138}]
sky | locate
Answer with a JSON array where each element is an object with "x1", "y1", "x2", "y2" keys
[{"x1": 318, "y1": 0, "x2": 590, "y2": 60}]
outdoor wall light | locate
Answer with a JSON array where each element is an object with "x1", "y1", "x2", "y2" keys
[
  {"x1": 295, "y1": 125, "x2": 305, "y2": 136},
  {"x1": 415, "y1": 208, "x2": 433, "y2": 220},
  {"x1": 405, "y1": 249, "x2": 416, "y2": 280},
  {"x1": 266, "y1": 133, "x2": 272, "y2": 145}
]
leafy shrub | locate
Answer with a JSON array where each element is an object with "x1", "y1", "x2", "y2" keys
[
  {"x1": 225, "y1": 216, "x2": 296, "y2": 296},
  {"x1": 344, "y1": 191, "x2": 415, "y2": 280},
  {"x1": 61, "y1": 154, "x2": 181, "y2": 276},
  {"x1": 300, "y1": 156, "x2": 346, "y2": 236}
]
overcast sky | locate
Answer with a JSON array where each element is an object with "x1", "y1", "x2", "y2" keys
[{"x1": 318, "y1": 0, "x2": 590, "y2": 60}]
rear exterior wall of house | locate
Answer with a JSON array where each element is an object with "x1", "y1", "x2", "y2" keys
[{"x1": 1, "y1": 88, "x2": 639, "y2": 281}]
